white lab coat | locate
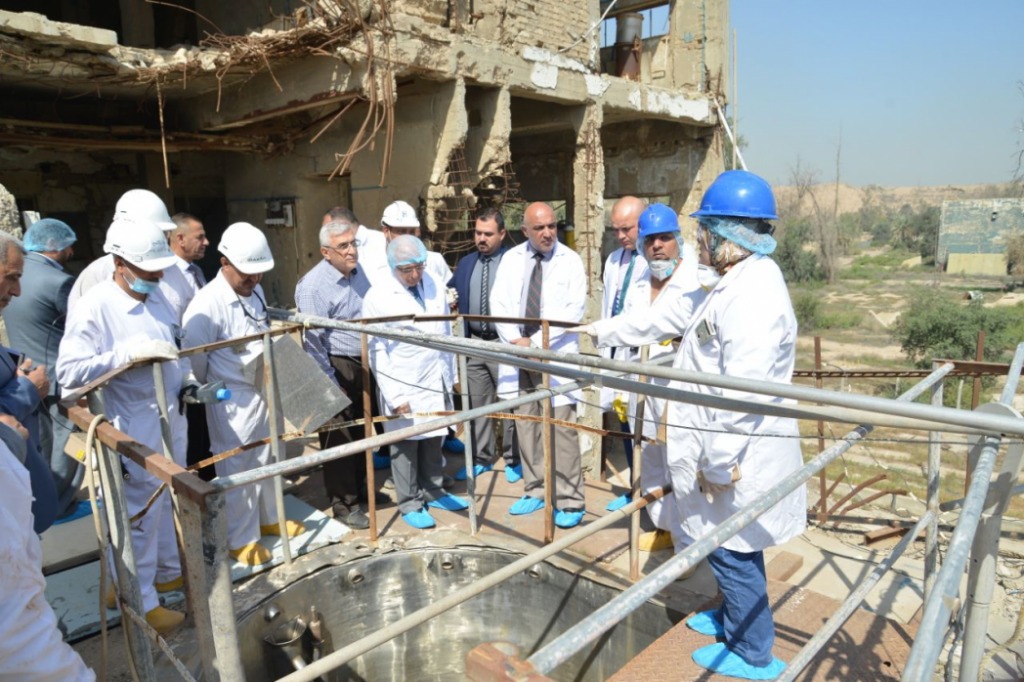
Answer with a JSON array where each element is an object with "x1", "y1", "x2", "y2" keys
[
  {"x1": 182, "y1": 271, "x2": 279, "y2": 548},
  {"x1": 163, "y1": 256, "x2": 203, "y2": 311},
  {"x1": 56, "y1": 280, "x2": 189, "y2": 612},
  {"x1": 67, "y1": 253, "x2": 188, "y2": 320},
  {"x1": 0, "y1": 440, "x2": 95, "y2": 681},
  {"x1": 362, "y1": 271, "x2": 455, "y2": 439},
  {"x1": 489, "y1": 241, "x2": 586, "y2": 407},
  {"x1": 595, "y1": 255, "x2": 806, "y2": 552},
  {"x1": 354, "y1": 224, "x2": 388, "y2": 279},
  {"x1": 599, "y1": 246, "x2": 649, "y2": 356},
  {"x1": 591, "y1": 244, "x2": 699, "y2": 542}
]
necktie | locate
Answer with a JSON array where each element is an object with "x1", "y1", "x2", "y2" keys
[
  {"x1": 612, "y1": 250, "x2": 636, "y2": 316},
  {"x1": 522, "y1": 252, "x2": 543, "y2": 337},
  {"x1": 479, "y1": 256, "x2": 491, "y2": 335},
  {"x1": 188, "y1": 263, "x2": 207, "y2": 287},
  {"x1": 409, "y1": 285, "x2": 425, "y2": 309}
]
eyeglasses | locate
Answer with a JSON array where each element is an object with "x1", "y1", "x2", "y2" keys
[
  {"x1": 326, "y1": 239, "x2": 357, "y2": 253},
  {"x1": 395, "y1": 263, "x2": 425, "y2": 274},
  {"x1": 237, "y1": 289, "x2": 269, "y2": 325}
]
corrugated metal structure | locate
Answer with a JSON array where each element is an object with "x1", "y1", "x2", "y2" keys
[{"x1": 937, "y1": 198, "x2": 1024, "y2": 274}]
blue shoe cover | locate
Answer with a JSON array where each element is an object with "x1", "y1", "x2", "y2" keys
[
  {"x1": 401, "y1": 509, "x2": 436, "y2": 529},
  {"x1": 442, "y1": 435, "x2": 465, "y2": 454},
  {"x1": 509, "y1": 495, "x2": 544, "y2": 516},
  {"x1": 54, "y1": 500, "x2": 93, "y2": 525},
  {"x1": 505, "y1": 463, "x2": 523, "y2": 483},
  {"x1": 427, "y1": 494, "x2": 470, "y2": 511},
  {"x1": 605, "y1": 493, "x2": 630, "y2": 512},
  {"x1": 686, "y1": 610, "x2": 725, "y2": 637},
  {"x1": 692, "y1": 643, "x2": 785, "y2": 680},
  {"x1": 372, "y1": 451, "x2": 391, "y2": 470},
  {"x1": 455, "y1": 463, "x2": 492, "y2": 481},
  {"x1": 554, "y1": 508, "x2": 585, "y2": 528}
]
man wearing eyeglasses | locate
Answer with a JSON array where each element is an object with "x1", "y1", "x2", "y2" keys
[
  {"x1": 182, "y1": 222, "x2": 306, "y2": 567},
  {"x1": 295, "y1": 219, "x2": 378, "y2": 529},
  {"x1": 489, "y1": 202, "x2": 588, "y2": 529}
]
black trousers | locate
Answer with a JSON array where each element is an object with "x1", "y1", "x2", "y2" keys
[{"x1": 319, "y1": 355, "x2": 376, "y2": 502}]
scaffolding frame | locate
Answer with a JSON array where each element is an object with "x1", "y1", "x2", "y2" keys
[{"x1": 65, "y1": 313, "x2": 1024, "y2": 681}]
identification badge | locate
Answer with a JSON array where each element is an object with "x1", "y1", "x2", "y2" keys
[{"x1": 695, "y1": 318, "x2": 716, "y2": 346}]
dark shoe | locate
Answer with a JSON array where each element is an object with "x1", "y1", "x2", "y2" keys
[{"x1": 332, "y1": 501, "x2": 370, "y2": 530}]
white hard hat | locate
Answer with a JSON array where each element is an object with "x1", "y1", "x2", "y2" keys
[
  {"x1": 218, "y1": 222, "x2": 275, "y2": 274},
  {"x1": 381, "y1": 200, "x2": 420, "y2": 228},
  {"x1": 114, "y1": 189, "x2": 176, "y2": 232},
  {"x1": 104, "y1": 218, "x2": 178, "y2": 272}
]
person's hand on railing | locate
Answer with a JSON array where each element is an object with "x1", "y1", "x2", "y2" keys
[
  {"x1": 126, "y1": 339, "x2": 180, "y2": 363},
  {"x1": 697, "y1": 466, "x2": 742, "y2": 503},
  {"x1": 566, "y1": 324, "x2": 596, "y2": 340},
  {"x1": 393, "y1": 402, "x2": 411, "y2": 416}
]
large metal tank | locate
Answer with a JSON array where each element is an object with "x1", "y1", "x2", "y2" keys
[{"x1": 238, "y1": 547, "x2": 680, "y2": 681}]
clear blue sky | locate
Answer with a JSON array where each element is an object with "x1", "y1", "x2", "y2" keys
[{"x1": 730, "y1": 1, "x2": 1024, "y2": 188}]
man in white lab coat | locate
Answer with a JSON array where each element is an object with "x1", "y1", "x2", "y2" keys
[
  {"x1": 583, "y1": 171, "x2": 803, "y2": 679},
  {"x1": 490, "y1": 202, "x2": 587, "y2": 529},
  {"x1": 0, "y1": 418, "x2": 94, "y2": 680},
  {"x1": 182, "y1": 223, "x2": 305, "y2": 566},
  {"x1": 589, "y1": 203, "x2": 701, "y2": 553},
  {"x1": 361, "y1": 235, "x2": 468, "y2": 530},
  {"x1": 57, "y1": 216, "x2": 189, "y2": 635},
  {"x1": 599, "y1": 196, "x2": 650, "y2": 512}
]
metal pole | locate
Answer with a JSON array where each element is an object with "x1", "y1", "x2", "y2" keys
[
  {"x1": 629, "y1": 345, "x2": 649, "y2": 582},
  {"x1": 958, "y1": 343, "x2": 1024, "y2": 681},
  {"x1": 275, "y1": 489, "x2": 667, "y2": 682},
  {"x1": 270, "y1": 310, "x2": 1024, "y2": 438},
  {"x1": 542, "y1": 320, "x2": 554, "y2": 544},
  {"x1": 526, "y1": 364, "x2": 954, "y2": 676},
  {"x1": 176, "y1": 489, "x2": 244, "y2": 681},
  {"x1": 778, "y1": 511, "x2": 934, "y2": 682},
  {"x1": 455, "y1": 316, "x2": 479, "y2": 535},
  {"x1": 361, "y1": 323, "x2": 378, "y2": 543},
  {"x1": 815, "y1": 337, "x2": 827, "y2": 525},
  {"x1": 86, "y1": 390, "x2": 156, "y2": 680},
  {"x1": 263, "y1": 331, "x2": 292, "y2": 565},
  {"x1": 903, "y1": 436, "x2": 1002, "y2": 679},
  {"x1": 925, "y1": 361, "x2": 943, "y2": 602}
]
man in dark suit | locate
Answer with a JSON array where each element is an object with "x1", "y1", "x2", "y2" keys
[
  {"x1": 448, "y1": 207, "x2": 521, "y2": 483},
  {"x1": 2, "y1": 219, "x2": 78, "y2": 519}
]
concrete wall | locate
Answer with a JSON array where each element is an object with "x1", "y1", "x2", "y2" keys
[{"x1": 938, "y1": 198, "x2": 1024, "y2": 268}]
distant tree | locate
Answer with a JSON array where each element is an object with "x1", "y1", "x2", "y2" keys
[
  {"x1": 774, "y1": 217, "x2": 823, "y2": 283},
  {"x1": 1007, "y1": 233, "x2": 1024, "y2": 277},
  {"x1": 787, "y1": 158, "x2": 839, "y2": 283},
  {"x1": 891, "y1": 288, "x2": 1021, "y2": 367}
]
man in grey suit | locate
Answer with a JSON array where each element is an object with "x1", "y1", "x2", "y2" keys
[{"x1": 2, "y1": 219, "x2": 79, "y2": 519}]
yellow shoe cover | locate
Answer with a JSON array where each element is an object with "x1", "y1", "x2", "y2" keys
[
  {"x1": 260, "y1": 520, "x2": 306, "y2": 538},
  {"x1": 230, "y1": 542, "x2": 273, "y2": 566},
  {"x1": 145, "y1": 606, "x2": 185, "y2": 635},
  {"x1": 105, "y1": 582, "x2": 118, "y2": 610},
  {"x1": 638, "y1": 529, "x2": 674, "y2": 552},
  {"x1": 156, "y1": 576, "x2": 184, "y2": 593}
]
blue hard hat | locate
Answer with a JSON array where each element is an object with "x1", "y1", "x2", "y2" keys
[
  {"x1": 637, "y1": 203, "x2": 681, "y2": 240},
  {"x1": 690, "y1": 170, "x2": 778, "y2": 220}
]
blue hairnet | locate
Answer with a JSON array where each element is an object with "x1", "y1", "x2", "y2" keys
[
  {"x1": 387, "y1": 234, "x2": 428, "y2": 269},
  {"x1": 699, "y1": 216, "x2": 776, "y2": 256},
  {"x1": 24, "y1": 218, "x2": 77, "y2": 252}
]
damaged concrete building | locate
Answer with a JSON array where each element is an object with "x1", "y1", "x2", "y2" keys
[{"x1": 0, "y1": 0, "x2": 728, "y2": 458}]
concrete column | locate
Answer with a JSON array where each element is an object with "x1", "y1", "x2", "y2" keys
[
  {"x1": 669, "y1": 0, "x2": 728, "y2": 93},
  {"x1": 568, "y1": 102, "x2": 605, "y2": 476}
]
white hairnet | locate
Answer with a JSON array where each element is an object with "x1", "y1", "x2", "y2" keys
[
  {"x1": 24, "y1": 218, "x2": 77, "y2": 252},
  {"x1": 699, "y1": 216, "x2": 777, "y2": 256},
  {"x1": 387, "y1": 234, "x2": 427, "y2": 269}
]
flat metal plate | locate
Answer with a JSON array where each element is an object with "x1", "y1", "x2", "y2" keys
[{"x1": 243, "y1": 333, "x2": 351, "y2": 435}]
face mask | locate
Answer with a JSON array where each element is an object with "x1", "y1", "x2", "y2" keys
[
  {"x1": 696, "y1": 263, "x2": 722, "y2": 291},
  {"x1": 124, "y1": 268, "x2": 159, "y2": 295},
  {"x1": 648, "y1": 259, "x2": 677, "y2": 281}
]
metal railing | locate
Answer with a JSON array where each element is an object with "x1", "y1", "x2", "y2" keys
[{"x1": 64, "y1": 316, "x2": 1024, "y2": 682}]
